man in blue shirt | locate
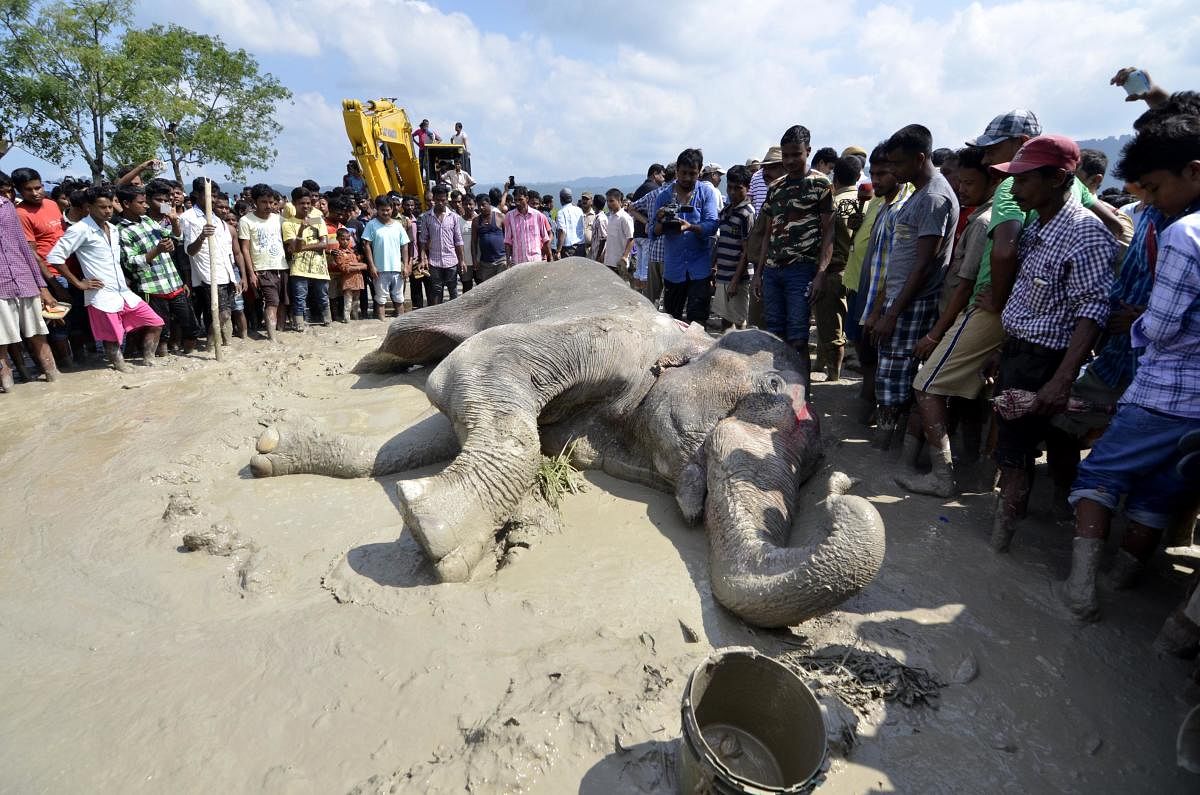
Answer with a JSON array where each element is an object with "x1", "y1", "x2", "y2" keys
[{"x1": 650, "y1": 148, "x2": 720, "y2": 324}]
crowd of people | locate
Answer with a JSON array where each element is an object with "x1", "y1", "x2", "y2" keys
[{"x1": 1, "y1": 66, "x2": 1198, "y2": 656}]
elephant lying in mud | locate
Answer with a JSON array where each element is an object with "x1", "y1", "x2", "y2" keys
[{"x1": 249, "y1": 259, "x2": 885, "y2": 628}]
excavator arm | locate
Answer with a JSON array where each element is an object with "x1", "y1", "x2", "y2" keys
[{"x1": 342, "y1": 99, "x2": 427, "y2": 208}]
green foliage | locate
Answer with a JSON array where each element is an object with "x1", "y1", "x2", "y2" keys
[
  {"x1": 0, "y1": 0, "x2": 137, "y2": 178},
  {"x1": 113, "y1": 25, "x2": 290, "y2": 182},
  {"x1": 0, "y1": 1, "x2": 290, "y2": 182},
  {"x1": 535, "y1": 441, "x2": 586, "y2": 510}
]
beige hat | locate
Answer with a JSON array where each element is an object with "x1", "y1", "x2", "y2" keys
[
  {"x1": 841, "y1": 145, "x2": 868, "y2": 159},
  {"x1": 760, "y1": 145, "x2": 783, "y2": 165},
  {"x1": 744, "y1": 158, "x2": 761, "y2": 168}
]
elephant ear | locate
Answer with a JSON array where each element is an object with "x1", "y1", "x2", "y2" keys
[{"x1": 675, "y1": 445, "x2": 707, "y2": 525}]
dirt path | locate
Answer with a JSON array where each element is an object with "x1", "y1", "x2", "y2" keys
[{"x1": 0, "y1": 324, "x2": 1195, "y2": 793}]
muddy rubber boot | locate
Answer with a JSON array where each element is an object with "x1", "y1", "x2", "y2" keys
[
  {"x1": 990, "y1": 503, "x2": 1018, "y2": 552},
  {"x1": 897, "y1": 437, "x2": 955, "y2": 498},
  {"x1": 320, "y1": 307, "x2": 332, "y2": 327},
  {"x1": 292, "y1": 315, "x2": 306, "y2": 333},
  {"x1": 1055, "y1": 537, "x2": 1104, "y2": 621},
  {"x1": 1154, "y1": 606, "x2": 1200, "y2": 657},
  {"x1": 1102, "y1": 548, "x2": 1144, "y2": 591}
]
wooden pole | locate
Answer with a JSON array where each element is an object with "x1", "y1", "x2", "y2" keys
[{"x1": 203, "y1": 179, "x2": 221, "y2": 361}]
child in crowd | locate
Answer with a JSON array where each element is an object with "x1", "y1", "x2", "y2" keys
[
  {"x1": 601, "y1": 189, "x2": 634, "y2": 278},
  {"x1": 329, "y1": 227, "x2": 367, "y2": 321},
  {"x1": 361, "y1": 195, "x2": 411, "y2": 320},
  {"x1": 711, "y1": 165, "x2": 756, "y2": 330}
]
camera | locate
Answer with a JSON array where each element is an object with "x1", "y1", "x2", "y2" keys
[{"x1": 659, "y1": 202, "x2": 694, "y2": 233}]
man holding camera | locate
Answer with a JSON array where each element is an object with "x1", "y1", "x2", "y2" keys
[{"x1": 650, "y1": 149, "x2": 720, "y2": 325}]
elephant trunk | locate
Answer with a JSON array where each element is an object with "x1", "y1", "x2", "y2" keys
[{"x1": 703, "y1": 411, "x2": 886, "y2": 628}]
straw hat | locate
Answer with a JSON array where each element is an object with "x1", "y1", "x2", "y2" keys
[{"x1": 760, "y1": 146, "x2": 783, "y2": 165}]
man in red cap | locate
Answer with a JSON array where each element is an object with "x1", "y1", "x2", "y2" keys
[{"x1": 987, "y1": 135, "x2": 1117, "y2": 553}]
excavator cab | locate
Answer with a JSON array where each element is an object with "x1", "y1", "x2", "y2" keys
[{"x1": 425, "y1": 143, "x2": 467, "y2": 183}]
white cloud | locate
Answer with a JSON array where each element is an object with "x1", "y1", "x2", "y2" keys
[{"x1": 181, "y1": 0, "x2": 1200, "y2": 186}]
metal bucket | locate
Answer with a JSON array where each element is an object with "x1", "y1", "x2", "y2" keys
[{"x1": 679, "y1": 647, "x2": 827, "y2": 794}]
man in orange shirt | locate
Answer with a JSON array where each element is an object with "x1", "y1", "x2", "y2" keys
[{"x1": 12, "y1": 168, "x2": 76, "y2": 366}]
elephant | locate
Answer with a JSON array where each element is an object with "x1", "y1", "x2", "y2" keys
[{"x1": 249, "y1": 258, "x2": 885, "y2": 628}]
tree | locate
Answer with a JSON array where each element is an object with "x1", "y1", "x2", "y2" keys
[
  {"x1": 0, "y1": 1, "x2": 290, "y2": 183},
  {"x1": 112, "y1": 25, "x2": 291, "y2": 183},
  {"x1": 0, "y1": 0, "x2": 139, "y2": 182}
]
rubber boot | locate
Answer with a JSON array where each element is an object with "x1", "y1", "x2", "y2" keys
[
  {"x1": 292, "y1": 315, "x2": 306, "y2": 333},
  {"x1": 1101, "y1": 548, "x2": 1144, "y2": 591},
  {"x1": 321, "y1": 307, "x2": 332, "y2": 327},
  {"x1": 374, "y1": 304, "x2": 386, "y2": 322},
  {"x1": 1055, "y1": 537, "x2": 1104, "y2": 621},
  {"x1": 897, "y1": 435, "x2": 955, "y2": 498},
  {"x1": 898, "y1": 431, "x2": 921, "y2": 470}
]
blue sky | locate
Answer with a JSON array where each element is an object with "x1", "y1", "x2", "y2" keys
[{"x1": 7, "y1": 0, "x2": 1200, "y2": 189}]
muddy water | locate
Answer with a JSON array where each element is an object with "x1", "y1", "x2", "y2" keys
[{"x1": 0, "y1": 324, "x2": 1196, "y2": 793}]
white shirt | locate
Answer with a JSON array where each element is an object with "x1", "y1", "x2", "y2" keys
[
  {"x1": 46, "y1": 216, "x2": 143, "y2": 313},
  {"x1": 591, "y1": 212, "x2": 609, "y2": 260},
  {"x1": 450, "y1": 131, "x2": 469, "y2": 152},
  {"x1": 442, "y1": 170, "x2": 475, "y2": 194},
  {"x1": 458, "y1": 215, "x2": 475, "y2": 269},
  {"x1": 180, "y1": 206, "x2": 236, "y2": 287},
  {"x1": 556, "y1": 203, "x2": 584, "y2": 248},
  {"x1": 603, "y1": 209, "x2": 634, "y2": 269}
]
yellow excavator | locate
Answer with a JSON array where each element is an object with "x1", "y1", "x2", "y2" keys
[{"x1": 342, "y1": 98, "x2": 467, "y2": 210}]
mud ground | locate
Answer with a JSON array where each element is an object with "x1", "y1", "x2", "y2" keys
[{"x1": 1, "y1": 323, "x2": 1196, "y2": 793}]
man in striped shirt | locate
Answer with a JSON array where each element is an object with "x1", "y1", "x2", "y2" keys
[
  {"x1": 710, "y1": 165, "x2": 755, "y2": 329},
  {"x1": 503, "y1": 186, "x2": 552, "y2": 265}
]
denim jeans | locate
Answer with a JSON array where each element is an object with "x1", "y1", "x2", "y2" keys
[
  {"x1": 762, "y1": 261, "x2": 816, "y2": 343},
  {"x1": 1070, "y1": 404, "x2": 1200, "y2": 529},
  {"x1": 290, "y1": 276, "x2": 329, "y2": 320}
]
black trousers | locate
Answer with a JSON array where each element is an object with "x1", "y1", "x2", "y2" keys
[{"x1": 663, "y1": 275, "x2": 711, "y2": 325}]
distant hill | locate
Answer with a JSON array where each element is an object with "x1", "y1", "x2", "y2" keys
[{"x1": 1075, "y1": 135, "x2": 1131, "y2": 191}]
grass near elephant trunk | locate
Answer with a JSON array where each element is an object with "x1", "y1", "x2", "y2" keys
[{"x1": 536, "y1": 442, "x2": 587, "y2": 509}]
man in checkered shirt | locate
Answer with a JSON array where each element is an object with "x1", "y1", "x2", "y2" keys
[
  {"x1": 1058, "y1": 116, "x2": 1200, "y2": 621},
  {"x1": 987, "y1": 135, "x2": 1116, "y2": 554}
]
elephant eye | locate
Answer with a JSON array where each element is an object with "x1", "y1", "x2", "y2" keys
[{"x1": 760, "y1": 375, "x2": 785, "y2": 394}]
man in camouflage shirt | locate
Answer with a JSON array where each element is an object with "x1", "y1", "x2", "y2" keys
[{"x1": 752, "y1": 124, "x2": 834, "y2": 383}]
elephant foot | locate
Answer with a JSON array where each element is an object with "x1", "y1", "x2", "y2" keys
[
  {"x1": 397, "y1": 475, "x2": 499, "y2": 583},
  {"x1": 249, "y1": 419, "x2": 375, "y2": 479}
]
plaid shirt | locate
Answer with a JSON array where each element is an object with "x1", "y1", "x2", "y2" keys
[
  {"x1": 0, "y1": 196, "x2": 46, "y2": 299},
  {"x1": 118, "y1": 215, "x2": 184, "y2": 296},
  {"x1": 1122, "y1": 210, "x2": 1200, "y2": 418},
  {"x1": 1002, "y1": 198, "x2": 1115, "y2": 350},
  {"x1": 858, "y1": 183, "x2": 915, "y2": 323},
  {"x1": 631, "y1": 182, "x2": 673, "y2": 274}
]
